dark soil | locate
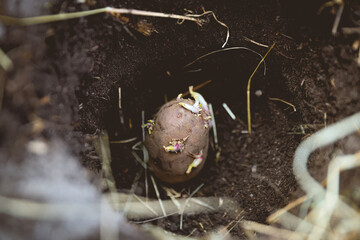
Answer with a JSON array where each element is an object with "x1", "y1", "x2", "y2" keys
[{"x1": 1, "y1": 0, "x2": 360, "y2": 239}]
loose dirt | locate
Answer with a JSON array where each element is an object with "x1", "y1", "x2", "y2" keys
[{"x1": 1, "y1": 0, "x2": 360, "y2": 239}]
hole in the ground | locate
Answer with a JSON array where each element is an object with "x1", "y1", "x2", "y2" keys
[{"x1": 75, "y1": 42, "x2": 302, "y2": 236}]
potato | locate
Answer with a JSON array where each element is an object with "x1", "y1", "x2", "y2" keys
[{"x1": 144, "y1": 93, "x2": 211, "y2": 183}]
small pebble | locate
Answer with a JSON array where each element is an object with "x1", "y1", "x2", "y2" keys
[{"x1": 255, "y1": 89, "x2": 263, "y2": 97}]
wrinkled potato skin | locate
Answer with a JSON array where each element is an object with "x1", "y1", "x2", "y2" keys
[{"x1": 145, "y1": 99, "x2": 210, "y2": 183}]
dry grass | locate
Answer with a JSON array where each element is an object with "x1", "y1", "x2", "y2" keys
[{"x1": 246, "y1": 43, "x2": 275, "y2": 133}]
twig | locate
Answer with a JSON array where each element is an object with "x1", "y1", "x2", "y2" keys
[
  {"x1": 131, "y1": 151, "x2": 147, "y2": 169},
  {"x1": 271, "y1": 211, "x2": 314, "y2": 233},
  {"x1": 0, "y1": 191, "x2": 225, "y2": 225},
  {"x1": 150, "y1": 175, "x2": 166, "y2": 216},
  {"x1": 298, "y1": 196, "x2": 312, "y2": 220},
  {"x1": 180, "y1": 183, "x2": 204, "y2": 230},
  {"x1": 95, "y1": 132, "x2": 117, "y2": 195},
  {"x1": 190, "y1": 198, "x2": 216, "y2": 211},
  {"x1": 163, "y1": 187, "x2": 181, "y2": 213},
  {"x1": 280, "y1": 33, "x2": 294, "y2": 40},
  {"x1": 209, "y1": 103, "x2": 222, "y2": 162},
  {"x1": 185, "y1": 228, "x2": 197, "y2": 238},
  {"x1": 225, "y1": 217, "x2": 242, "y2": 237},
  {"x1": 132, "y1": 212, "x2": 178, "y2": 224},
  {"x1": 142, "y1": 144, "x2": 149, "y2": 201},
  {"x1": 118, "y1": 87, "x2": 125, "y2": 125},
  {"x1": 218, "y1": 211, "x2": 243, "y2": 236},
  {"x1": 0, "y1": 7, "x2": 230, "y2": 48},
  {"x1": 269, "y1": 97, "x2": 297, "y2": 112},
  {"x1": 187, "y1": 68, "x2": 202, "y2": 73},
  {"x1": 0, "y1": 7, "x2": 200, "y2": 26},
  {"x1": 1, "y1": 7, "x2": 106, "y2": 25},
  {"x1": 342, "y1": 27, "x2": 360, "y2": 35},
  {"x1": 247, "y1": 43, "x2": 275, "y2": 134},
  {"x1": 110, "y1": 137, "x2": 137, "y2": 144},
  {"x1": 109, "y1": 194, "x2": 236, "y2": 220},
  {"x1": 132, "y1": 194, "x2": 157, "y2": 216},
  {"x1": 241, "y1": 220, "x2": 307, "y2": 240},
  {"x1": 267, "y1": 195, "x2": 308, "y2": 223},
  {"x1": 0, "y1": 195, "x2": 98, "y2": 220},
  {"x1": 123, "y1": 169, "x2": 143, "y2": 216},
  {"x1": 132, "y1": 141, "x2": 142, "y2": 150},
  {"x1": 141, "y1": 111, "x2": 145, "y2": 142},
  {"x1": 118, "y1": 87, "x2": 122, "y2": 109},
  {"x1": 268, "y1": 175, "x2": 331, "y2": 222},
  {"x1": 131, "y1": 140, "x2": 149, "y2": 200},
  {"x1": 209, "y1": 103, "x2": 218, "y2": 148}
]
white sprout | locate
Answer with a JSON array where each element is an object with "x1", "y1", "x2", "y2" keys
[
  {"x1": 308, "y1": 153, "x2": 360, "y2": 239},
  {"x1": 222, "y1": 103, "x2": 236, "y2": 120},
  {"x1": 293, "y1": 112, "x2": 360, "y2": 201},
  {"x1": 292, "y1": 112, "x2": 360, "y2": 238}
]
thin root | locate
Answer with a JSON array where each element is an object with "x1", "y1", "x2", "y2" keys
[
  {"x1": 185, "y1": 11, "x2": 229, "y2": 48},
  {"x1": 269, "y1": 97, "x2": 297, "y2": 112},
  {"x1": 243, "y1": 36, "x2": 269, "y2": 48},
  {"x1": 184, "y1": 47, "x2": 267, "y2": 75}
]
